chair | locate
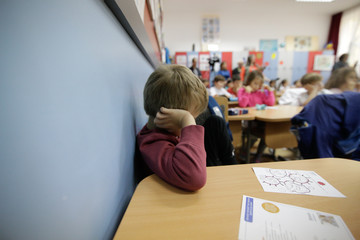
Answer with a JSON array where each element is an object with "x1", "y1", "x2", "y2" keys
[{"x1": 213, "y1": 96, "x2": 229, "y2": 122}]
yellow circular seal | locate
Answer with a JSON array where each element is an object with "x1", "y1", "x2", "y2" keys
[{"x1": 262, "y1": 202, "x2": 280, "y2": 213}]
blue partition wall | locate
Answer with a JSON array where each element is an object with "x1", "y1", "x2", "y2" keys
[{"x1": 0, "y1": 1, "x2": 151, "y2": 239}]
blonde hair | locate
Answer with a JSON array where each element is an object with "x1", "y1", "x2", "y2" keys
[
  {"x1": 300, "y1": 73, "x2": 323, "y2": 85},
  {"x1": 144, "y1": 64, "x2": 208, "y2": 118},
  {"x1": 325, "y1": 67, "x2": 357, "y2": 89}
]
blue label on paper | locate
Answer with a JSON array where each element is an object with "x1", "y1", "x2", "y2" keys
[{"x1": 245, "y1": 197, "x2": 253, "y2": 222}]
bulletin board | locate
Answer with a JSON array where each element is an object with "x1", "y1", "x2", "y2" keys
[{"x1": 285, "y1": 36, "x2": 319, "y2": 52}]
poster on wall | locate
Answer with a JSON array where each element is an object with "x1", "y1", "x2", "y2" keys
[
  {"x1": 285, "y1": 36, "x2": 319, "y2": 51},
  {"x1": 313, "y1": 55, "x2": 335, "y2": 71},
  {"x1": 294, "y1": 36, "x2": 311, "y2": 51},
  {"x1": 175, "y1": 52, "x2": 187, "y2": 66},
  {"x1": 199, "y1": 52, "x2": 210, "y2": 71},
  {"x1": 176, "y1": 55, "x2": 187, "y2": 66},
  {"x1": 201, "y1": 16, "x2": 220, "y2": 51},
  {"x1": 260, "y1": 40, "x2": 278, "y2": 51}
]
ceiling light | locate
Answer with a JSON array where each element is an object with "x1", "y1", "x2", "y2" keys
[{"x1": 296, "y1": 0, "x2": 334, "y2": 2}]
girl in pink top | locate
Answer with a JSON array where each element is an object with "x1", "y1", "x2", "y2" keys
[{"x1": 237, "y1": 70, "x2": 275, "y2": 107}]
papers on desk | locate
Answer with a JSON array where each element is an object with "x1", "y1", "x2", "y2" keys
[
  {"x1": 252, "y1": 167, "x2": 346, "y2": 198},
  {"x1": 238, "y1": 195, "x2": 354, "y2": 240}
]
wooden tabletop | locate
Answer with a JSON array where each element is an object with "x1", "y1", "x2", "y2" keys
[
  {"x1": 228, "y1": 105, "x2": 303, "y2": 123},
  {"x1": 228, "y1": 101, "x2": 239, "y2": 108},
  {"x1": 113, "y1": 159, "x2": 360, "y2": 240},
  {"x1": 228, "y1": 113, "x2": 256, "y2": 121},
  {"x1": 254, "y1": 105, "x2": 303, "y2": 122}
]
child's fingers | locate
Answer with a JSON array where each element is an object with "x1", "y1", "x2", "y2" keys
[
  {"x1": 155, "y1": 111, "x2": 167, "y2": 120},
  {"x1": 159, "y1": 107, "x2": 171, "y2": 114}
]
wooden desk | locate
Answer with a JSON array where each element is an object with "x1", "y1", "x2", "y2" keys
[
  {"x1": 228, "y1": 106, "x2": 302, "y2": 160},
  {"x1": 228, "y1": 101, "x2": 239, "y2": 108},
  {"x1": 255, "y1": 105, "x2": 303, "y2": 149},
  {"x1": 254, "y1": 105, "x2": 303, "y2": 122},
  {"x1": 113, "y1": 159, "x2": 360, "y2": 240},
  {"x1": 228, "y1": 112, "x2": 255, "y2": 148}
]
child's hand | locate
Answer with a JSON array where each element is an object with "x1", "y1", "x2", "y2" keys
[
  {"x1": 263, "y1": 85, "x2": 272, "y2": 91},
  {"x1": 308, "y1": 83, "x2": 320, "y2": 94},
  {"x1": 244, "y1": 86, "x2": 253, "y2": 93},
  {"x1": 154, "y1": 107, "x2": 196, "y2": 135}
]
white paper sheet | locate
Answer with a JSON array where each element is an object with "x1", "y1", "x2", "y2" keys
[
  {"x1": 252, "y1": 167, "x2": 346, "y2": 198},
  {"x1": 238, "y1": 195, "x2": 354, "y2": 240}
]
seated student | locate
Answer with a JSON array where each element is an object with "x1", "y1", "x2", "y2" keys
[
  {"x1": 325, "y1": 67, "x2": 358, "y2": 93},
  {"x1": 137, "y1": 65, "x2": 236, "y2": 192},
  {"x1": 293, "y1": 79, "x2": 302, "y2": 88},
  {"x1": 209, "y1": 75, "x2": 235, "y2": 98},
  {"x1": 237, "y1": 70, "x2": 275, "y2": 107},
  {"x1": 137, "y1": 65, "x2": 208, "y2": 191},
  {"x1": 292, "y1": 92, "x2": 360, "y2": 160},
  {"x1": 278, "y1": 79, "x2": 290, "y2": 94},
  {"x1": 227, "y1": 75, "x2": 242, "y2": 96},
  {"x1": 225, "y1": 78, "x2": 233, "y2": 90},
  {"x1": 269, "y1": 79, "x2": 277, "y2": 90},
  {"x1": 217, "y1": 61, "x2": 230, "y2": 79},
  {"x1": 201, "y1": 78, "x2": 210, "y2": 89},
  {"x1": 195, "y1": 96, "x2": 237, "y2": 166},
  {"x1": 279, "y1": 73, "x2": 332, "y2": 106}
]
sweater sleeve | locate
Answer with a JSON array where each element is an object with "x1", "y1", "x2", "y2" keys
[
  {"x1": 237, "y1": 87, "x2": 250, "y2": 107},
  {"x1": 138, "y1": 125, "x2": 207, "y2": 191},
  {"x1": 263, "y1": 90, "x2": 275, "y2": 106},
  {"x1": 209, "y1": 87, "x2": 217, "y2": 97}
]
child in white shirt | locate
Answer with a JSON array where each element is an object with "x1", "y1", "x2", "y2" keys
[
  {"x1": 279, "y1": 73, "x2": 332, "y2": 106},
  {"x1": 209, "y1": 75, "x2": 234, "y2": 99}
]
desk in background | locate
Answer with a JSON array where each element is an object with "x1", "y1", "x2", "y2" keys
[
  {"x1": 113, "y1": 158, "x2": 360, "y2": 240},
  {"x1": 228, "y1": 110, "x2": 255, "y2": 148},
  {"x1": 228, "y1": 105, "x2": 303, "y2": 162},
  {"x1": 228, "y1": 100, "x2": 239, "y2": 108}
]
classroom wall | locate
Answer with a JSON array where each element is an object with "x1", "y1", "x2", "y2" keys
[
  {"x1": 0, "y1": 1, "x2": 151, "y2": 239},
  {"x1": 162, "y1": 0, "x2": 331, "y2": 55},
  {"x1": 175, "y1": 50, "x2": 334, "y2": 83}
]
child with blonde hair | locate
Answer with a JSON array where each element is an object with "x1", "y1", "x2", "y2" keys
[
  {"x1": 325, "y1": 67, "x2": 358, "y2": 93},
  {"x1": 279, "y1": 73, "x2": 332, "y2": 106},
  {"x1": 138, "y1": 64, "x2": 236, "y2": 191},
  {"x1": 298, "y1": 73, "x2": 332, "y2": 106},
  {"x1": 137, "y1": 65, "x2": 208, "y2": 191}
]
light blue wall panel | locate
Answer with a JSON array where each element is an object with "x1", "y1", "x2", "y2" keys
[
  {"x1": 277, "y1": 51, "x2": 294, "y2": 83},
  {"x1": 0, "y1": 1, "x2": 152, "y2": 239},
  {"x1": 292, "y1": 52, "x2": 309, "y2": 82},
  {"x1": 263, "y1": 51, "x2": 279, "y2": 80}
]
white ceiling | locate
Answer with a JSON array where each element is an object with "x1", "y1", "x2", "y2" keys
[{"x1": 163, "y1": 0, "x2": 360, "y2": 15}]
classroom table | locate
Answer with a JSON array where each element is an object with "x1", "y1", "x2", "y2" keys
[
  {"x1": 228, "y1": 105, "x2": 303, "y2": 162},
  {"x1": 113, "y1": 158, "x2": 360, "y2": 240},
  {"x1": 228, "y1": 100, "x2": 239, "y2": 108},
  {"x1": 228, "y1": 111, "x2": 255, "y2": 148}
]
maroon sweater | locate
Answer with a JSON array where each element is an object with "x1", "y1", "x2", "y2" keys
[{"x1": 137, "y1": 125, "x2": 207, "y2": 191}]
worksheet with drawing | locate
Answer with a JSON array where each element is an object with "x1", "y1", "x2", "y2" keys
[{"x1": 252, "y1": 167, "x2": 345, "y2": 198}]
